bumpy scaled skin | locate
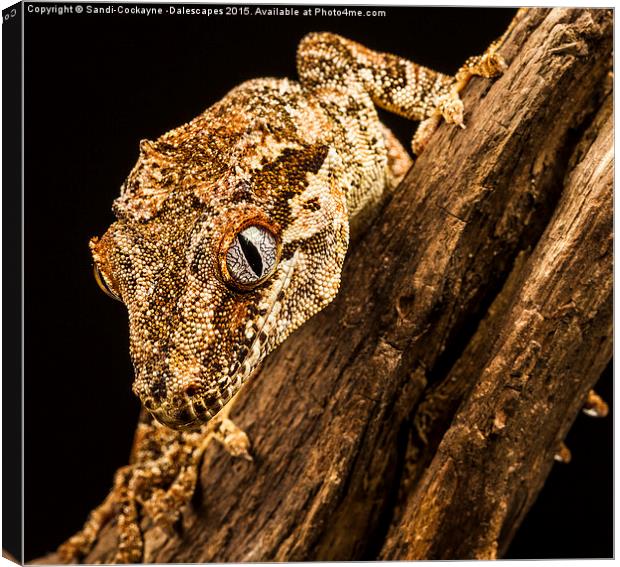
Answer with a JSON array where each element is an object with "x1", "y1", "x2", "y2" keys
[
  {"x1": 60, "y1": 33, "x2": 507, "y2": 562},
  {"x1": 91, "y1": 33, "x2": 505, "y2": 430}
]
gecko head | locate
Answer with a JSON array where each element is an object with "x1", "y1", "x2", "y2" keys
[{"x1": 90, "y1": 80, "x2": 350, "y2": 430}]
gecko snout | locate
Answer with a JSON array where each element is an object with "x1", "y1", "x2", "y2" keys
[
  {"x1": 141, "y1": 378, "x2": 229, "y2": 431},
  {"x1": 148, "y1": 397, "x2": 209, "y2": 430},
  {"x1": 150, "y1": 405, "x2": 199, "y2": 430}
]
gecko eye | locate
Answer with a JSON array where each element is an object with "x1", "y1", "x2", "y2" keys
[
  {"x1": 225, "y1": 225, "x2": 279, "y2": 288},
  {"x1": 93, "y1": 265, "x2": 122, "y2": 301}
]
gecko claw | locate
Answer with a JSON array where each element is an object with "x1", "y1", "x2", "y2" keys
[
  {"x1": 215, "y1": 417, "x2": 254, "y2": 461},
  {"x1": 583, "y1": 389, "x2": 608, "y2": 418},
  {"x1": 438, "y1": 95, "x2": 465, "y2": 127},
  {"x1": 554, "y1": 441, "x2": 571, "y2": 464}
]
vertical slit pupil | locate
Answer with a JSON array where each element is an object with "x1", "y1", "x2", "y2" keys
[{"x1": 238, "y1": 234, "x2": 263, "y2": 278}]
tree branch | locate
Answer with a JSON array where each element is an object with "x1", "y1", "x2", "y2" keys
[{"x1": 379, "y1": 91, "x2": 612, "y2": 561}]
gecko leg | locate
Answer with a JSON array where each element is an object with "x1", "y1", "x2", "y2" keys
[
  {"x1": 412, "y1": 9, "x2": 531, "y2": 153},
  {"x1": 57, "y1": 420, "x2": 209, "y2": 563},
  {"x1": 209, "y1": 389, "x2": 253, "y2": 461},
  {"x1": 113, "y1": 477, "x2": 143, "y2": 563},
  {"x1": 297, "y1": 31, "x2": 508, "y2": 158},
  {"x1": 57, "y1": 465, "x2": 135, "y2": 562},
  {"x1": 57, "y1": 400, "x2": 254, "y2": 562},
  {"x1": 411, "y1": 44, "x2": 508, "y2": 154}
]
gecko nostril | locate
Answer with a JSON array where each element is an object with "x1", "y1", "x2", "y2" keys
[{"x1": 185, "y1": 384, "x2": 200, "y2": 397}]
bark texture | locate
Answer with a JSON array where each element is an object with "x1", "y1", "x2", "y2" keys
[
  {"x1": 42, "y1": 7, "x2": 613, "y2": 562},
  {"x1": 380, "y1": 92, "x2": 613, "y2": 561}
]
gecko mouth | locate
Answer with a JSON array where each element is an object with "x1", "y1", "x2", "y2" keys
[
  {"x1": 147, "y1": 249, "x2": 300, "y2": 430},
  {"x1": 150, "y1": 405, "x2": 199, "y2": 430}
]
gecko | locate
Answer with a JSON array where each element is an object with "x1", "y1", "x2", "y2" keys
[{"x1": 59, "y1": 32, "x2": 507, "y2": 563}]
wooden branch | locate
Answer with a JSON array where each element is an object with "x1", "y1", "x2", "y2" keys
[
  {"x1": 379, "y1": 91, "x2": 612, "y2": 561},
  {"x1": 41, "y1": 7, "x2": 612, "y2": 563}
]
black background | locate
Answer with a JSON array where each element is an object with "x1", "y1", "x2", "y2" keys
[{"x1": 22, "y1": 3, "x2": 612, "y2": 561}]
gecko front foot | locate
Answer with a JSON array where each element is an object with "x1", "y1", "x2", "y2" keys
[
  {"x1": 455, "y1": 47, "x2": 507, "y2": 88},
  {"x1": 437, "y1": 93, "x2": 465, "y2": 128},
  {"x1": 209, "y1": 391, "x2": 253, "y2": 461},
  {"x1": 213, "y1": 417, "x2": 253, "y2": 461},
  {"x1": 412, "y1": 45, "x2": 507, "y2": 155}
]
